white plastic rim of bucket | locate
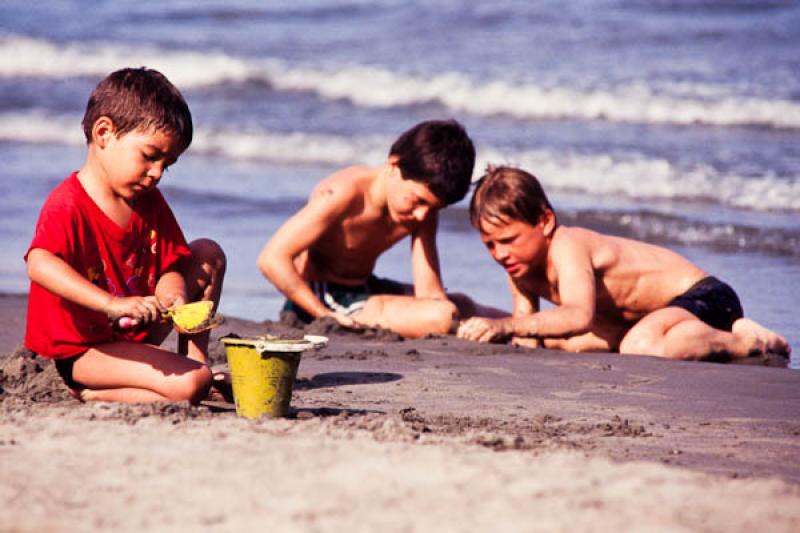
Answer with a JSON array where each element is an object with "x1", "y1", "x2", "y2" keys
[
  {"x1": 251, "y1": 335, "x2": 328, "y2": 354},
  {"x1": 303, "y1": 335, "x2": 329, "y2": 349},
  {"x1": 253, "y1": 339, "x2": 313, "y2": 354}
]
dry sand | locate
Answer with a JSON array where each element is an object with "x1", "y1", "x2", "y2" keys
[{"x1": 2, "y1": 293, "x2": 799, "y2": 532}]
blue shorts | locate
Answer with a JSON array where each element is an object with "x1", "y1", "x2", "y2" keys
[
  {"x1": 282, "y1": 274, "x2": 411, "y2": 323},
  {"x1": 667, "y1": 276, "x2": 743, "y2": 331}
]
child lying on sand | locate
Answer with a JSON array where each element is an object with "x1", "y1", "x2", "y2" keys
[
  {"x1": 457, "y1": 166, "x2": 790, "y2": 361},
  {"x1": 25, "y1": 67, "x2": 226, "y2": 403},
  {"x1": 259, "y1": 119, "x2": 502, "y2": 338}
]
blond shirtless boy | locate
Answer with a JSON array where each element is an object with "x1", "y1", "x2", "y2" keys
[
  {"x1": 258, "y1": 120, "x2": 494, "y2": 338},
  {"x1": 457, "y1": 166, "x2": 790, "y2": 361}
]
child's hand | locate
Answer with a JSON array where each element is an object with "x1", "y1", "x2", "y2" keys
[
  {"x1": 330, "y1": 312, "x2": 362, "y2": 330},
  {"x1": 107, "y1": 296, "x2": 162, "y2": 328},
  {"x1": 157, "y1": 292, "x2": 186, "y2": 311},
  {"x1": 457, "y1": 317, "x2": 512, "y2": 343}
]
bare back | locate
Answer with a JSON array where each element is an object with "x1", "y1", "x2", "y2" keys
[{"x1": 522, "y1": 226, "x2": 707, "y2": 322}]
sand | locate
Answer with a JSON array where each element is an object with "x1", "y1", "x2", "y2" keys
[{"x1": 2, "y1": 293, "x2": 799, "y2": 532}]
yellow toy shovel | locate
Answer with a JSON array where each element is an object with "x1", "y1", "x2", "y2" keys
[
  {"x1": 163, "y1": 301, "x2": 224, "y2": 334},
  {"x1": 117, "y1": 301, "x2": 224, "y2": 334}
]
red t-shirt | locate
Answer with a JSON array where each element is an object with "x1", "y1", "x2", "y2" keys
[{"x1": 25, "y1": 173, "x2": 191, "y2": 359}]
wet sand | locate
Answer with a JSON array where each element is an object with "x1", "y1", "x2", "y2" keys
[{"x1": 2, "y1": 293, "x2": 799, "y2": 531}]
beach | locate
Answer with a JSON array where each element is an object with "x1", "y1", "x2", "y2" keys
[
  {"x1": 2, "y1": 1, "x2": 800, "y2": 367},
  {"x1": 2, "y1": 2, "x2": 800, "y2": 529},
  {"x1": 2, "y1": 292, "x2": 799, "y2": 531}
]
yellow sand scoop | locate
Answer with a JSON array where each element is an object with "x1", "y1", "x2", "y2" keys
[{"x1": 163, "y1": 301, "x2": 224, "y2": 334}]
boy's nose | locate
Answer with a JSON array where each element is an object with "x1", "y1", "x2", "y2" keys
[
  {"x1": 147, "y1": 164, "x2": 164, "y2": 181},
  {"x1": 412, "y1": 205, "x2": 429, "y2": 221},
  {"x1": 492, "y1": 245, "x2": 508, "y2": 261}
]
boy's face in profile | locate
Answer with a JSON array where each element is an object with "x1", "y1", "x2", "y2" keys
[
  {"x1": 96, "y1": 119, "x2": 183, "y2": 201},
  {"x1": 386, "y1": 167, "x2": 445, "y2": 226},
  {"x1": 479, "y1": 216, "x2": 550, "y2": 279}
]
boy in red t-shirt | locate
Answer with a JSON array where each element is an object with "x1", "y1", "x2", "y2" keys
[{"x1": 25, "y1": 67, "x2": 226, "y2": 404}]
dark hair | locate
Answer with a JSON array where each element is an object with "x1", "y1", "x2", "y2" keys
[
  {"x1": 82, "y1": 67, "x2": 193, "y2": 150},
  {"x1": 470, "y1": 166, "x2": 555, "y2": 229},
  {"x1": 389, "y1": 119, "x2": 475, "y2": 205}
]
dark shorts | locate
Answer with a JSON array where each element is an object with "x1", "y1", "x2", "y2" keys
[
  {"x1": 282, "y1": 274, "x2": 412, "y2": 323},
  {"x1": 667, "y1": 276, "x2": 744, "y2": 331},
  {"x1": 54, "y1": 354, "x2": 86, "y2": 391}
]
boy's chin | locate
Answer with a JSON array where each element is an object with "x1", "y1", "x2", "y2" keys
[
  {"x1": 389, "y1": 210, "x2": 415, "y2": 226},
  {"x1": 504, "y1": 265, "x2": 527, "y2": 278}
]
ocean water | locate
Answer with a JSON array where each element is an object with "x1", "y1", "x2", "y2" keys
[{"x1": 1, "y1": 0, "x2": 798, "y2": 366}]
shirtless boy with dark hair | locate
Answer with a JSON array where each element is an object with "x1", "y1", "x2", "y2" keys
[
  {"x1": 259, "y1": 119, "x2": 499, "y2": 338},
  {"x1": 457, "y1": 166, "x2": 790, "y2": 360}
]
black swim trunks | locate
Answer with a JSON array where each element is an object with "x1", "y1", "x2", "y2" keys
[
  {"x1": 282, "y1": 274, "x2": 412, "y2": 323},
  {"x1": 667, "y1": 276, "x2": 743, "y2": 331},
  {"x1": 53, "y1": 354, "x2": 86, "y2": 391}
]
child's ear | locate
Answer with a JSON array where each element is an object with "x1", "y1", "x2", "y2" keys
[
  {"x1": 92, "y1": 116, "x2": 116, "y2": 148},
  {"x1": 541, "y1": 209, "x2": 557, "y2": 238},
  {"x1": 387, "y1": 155, "x2": 404, "y2": 180}
]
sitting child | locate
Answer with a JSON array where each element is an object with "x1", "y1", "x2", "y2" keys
[
  {"x1": 258, "y1": 119, "x2": 501, "y2": 338},
  {"x1": 25, "y1": 67, "x2": 226, "y2": 403},
  {"x1": 457, "y1": 166, "x2": 790, "y2": 360}
]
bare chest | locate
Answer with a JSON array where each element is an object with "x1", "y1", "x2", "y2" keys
[{"x1": 308, "y1": 214, "x2": 411, "y2": 280}]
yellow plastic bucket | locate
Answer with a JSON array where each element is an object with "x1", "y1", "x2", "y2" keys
[{"x1": 220, "y1": 335, "x2": 327, "y2": 419}]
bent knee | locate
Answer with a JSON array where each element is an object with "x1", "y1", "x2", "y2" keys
[
  {"x1": 360, "y1": 296, "x2": 457, "y2": 337},
  {"x1": 166, "y1": 365, "x2": 212, "y2": 405},
  {"x1": 427, "y1": 299, "x2": 458, "y2": 335},
  {"x1": 189, "y1": 238, "x2": 227, "y2": 272},
  {"x1": 619, "y1": 330, "x2": 666, "y2": 357}
]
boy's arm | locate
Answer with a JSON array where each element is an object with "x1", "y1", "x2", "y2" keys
[
  {"x1": 410, "y1": 212, "x2": 448, "y2": 300},
  {"x1": 509, "y1": 275, "x2": 539, "y2": 316},
  {"x1": 508, "y1": 278, "x2": 541, "y2": 348},
  {"x1": 26, "y1": 248, "x2": 161, "y2": 324},
  {"x1": 506, "y1": 237, "x2": 596, "y2": 339},
  {"x1": 458, "y1": 235, "x2": 596, "y2": 342},
  {"x1": 154, "y1": 267, "x2": 188, "y2": 309},
  {"x1": 257, "y1": 187, "x2": 349, "y2": 321}
]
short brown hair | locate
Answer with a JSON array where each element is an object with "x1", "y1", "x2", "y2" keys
[
  {"x1": 82, "y1": 67, "x2": 193, "y2": 150},
  {"x1": 389, "y1": 119, "x2": 475, "y2": 206},
  {"x1": 470, "y1": 166, "x2": 554, "y2": 229}
]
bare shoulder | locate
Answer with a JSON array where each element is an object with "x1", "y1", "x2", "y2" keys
[
  {"x1": 310, "y1": 166, "x2": 373, "y2": 203},
  {"x1": 549, "y1": 226, "x2": 601, "y2": 255}
]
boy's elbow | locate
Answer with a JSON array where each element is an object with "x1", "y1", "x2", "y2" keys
[
  {"x1": 257, "y1": 246, "x2": 284, "y2": 282},
  {"x1": 25, "y1": 248, "x2": 47, "y2": 281},
  {"x1": 569, "y1": 307, "x2": 595, "y2": 335},
  {"x1": 256, "y1": 247, "x2": 274, "y2": 277}
]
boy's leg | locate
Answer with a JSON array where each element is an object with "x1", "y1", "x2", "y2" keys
[
  {"x1": 148, "y1": 238, "x2": 226, "y2": 363},
  {"x1": 71, "y1": 341, "x2": 213, "y2": 404},
  {"x1": 447, "y1": 292, "x2": 508, "y2": 320},
  {"x1": 539, "y1": 315, "x2": 628, "y2": 353},
  {"x1": 619, "y1": 307, "x2": 787, "y2": 360},
  {"x1": 354, "y1": 294, "x2": 457, "y2": 338}
]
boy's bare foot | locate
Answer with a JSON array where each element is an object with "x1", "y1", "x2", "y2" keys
[
  {"x1": 732, "y1": 318, "x2": 791, "y2": 357},
  {"x1": 67, "y1": 388, "x2": 87, "y2": 402}
]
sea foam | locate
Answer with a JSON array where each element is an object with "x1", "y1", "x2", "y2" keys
[
  {"x1": 2, "y1": 35, "x2": 799, "y2": 130},
  {"x1": 3, "y1": 109, "x2": 797, "y2": 213}
]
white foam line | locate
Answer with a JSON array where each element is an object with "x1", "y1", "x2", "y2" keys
[
  {"x1": 2, "y1": 35, "x2": 800, "y2": 129},
  {"x1": 2, "y1": 110, "x2": 798, "y2": 212}
]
